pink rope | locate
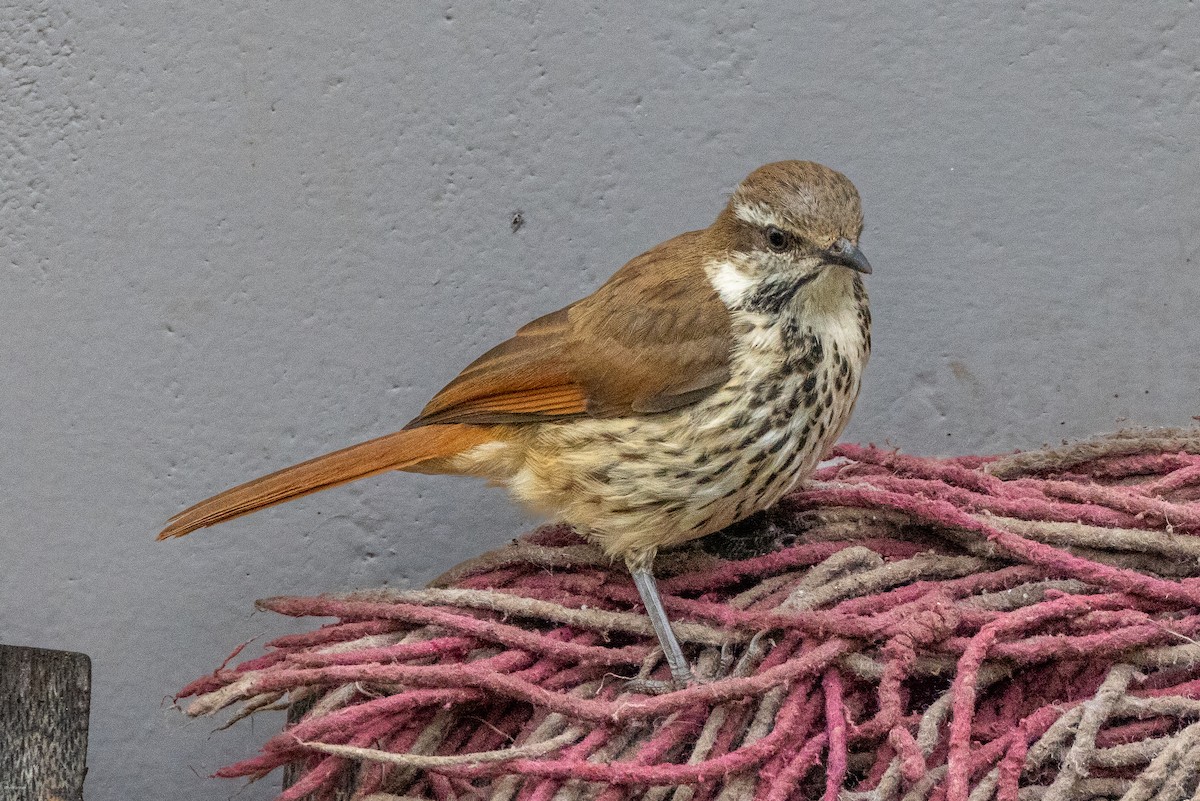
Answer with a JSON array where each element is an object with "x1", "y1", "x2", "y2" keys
[
  {"x1": 821, "y1": 668, "x2": 849, "y2": 801},
  {"x1": 177, "y1": 428, "x2": 1200, "y2": 800}
]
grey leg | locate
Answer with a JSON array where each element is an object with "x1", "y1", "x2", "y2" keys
[{"x1": 626, "y1": 559, "x2": 695, "y2": 686}]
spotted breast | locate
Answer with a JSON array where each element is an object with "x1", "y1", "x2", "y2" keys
[{"x1": 475, "y1": 258, "x2": 871, "y2": 566}]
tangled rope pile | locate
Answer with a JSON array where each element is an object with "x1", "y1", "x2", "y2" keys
[{"x1": 178, "y1": 428, "x2": 1200, "y2": 801}]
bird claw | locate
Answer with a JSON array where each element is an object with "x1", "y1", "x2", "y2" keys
[
  {"x1": 718, "y1": 640, "x2": 737, "y2": 676},
  {"x1": 703, "y1": 632, "x2": 771, "y2": 681}
]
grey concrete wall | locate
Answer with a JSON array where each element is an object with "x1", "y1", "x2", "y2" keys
[{"x1": 2, "y1": 1, "x2": 1197, "y2": 797}]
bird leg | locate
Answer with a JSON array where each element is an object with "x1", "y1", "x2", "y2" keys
[{"x1": 626, "y1": 555, "x2": 695, "y2": 687}]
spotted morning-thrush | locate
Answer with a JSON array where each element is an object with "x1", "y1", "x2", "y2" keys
[{"x1": 159, "y1": 160, "x2": 873, "y2": 685}]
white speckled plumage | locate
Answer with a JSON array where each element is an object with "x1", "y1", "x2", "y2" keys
[{"x1": 452, "y1": 258, "x2": 869, "y2": 564}]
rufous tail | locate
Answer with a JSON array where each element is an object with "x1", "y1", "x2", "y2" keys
[{"x1": 157, "y1": 423, "x2": 495, "y2": 540}]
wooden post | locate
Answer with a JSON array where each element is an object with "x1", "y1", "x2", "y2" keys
[{"x1": 0, "y1": 645, "x2": 91, "y2": 801}]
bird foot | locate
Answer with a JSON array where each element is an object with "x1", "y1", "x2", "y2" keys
[
  {"x1": 623, "y1": 634, "x2": 771, "y2": 695},
  {"x1": 624, "y1": 675, "x2": 691, "y2": 695}
]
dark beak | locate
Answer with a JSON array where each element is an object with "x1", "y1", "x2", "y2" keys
[{"x1": 827, "y1": 238, "x2": 872, "y2": 274}]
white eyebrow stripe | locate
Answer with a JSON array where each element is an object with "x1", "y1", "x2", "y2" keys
[{"x1": 732, "y1": 201, "x2": 786, "y2": 230}]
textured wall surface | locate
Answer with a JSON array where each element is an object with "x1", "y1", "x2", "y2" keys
[{"x1": 1, "y1": 2, "x2": 1197, "y2": 798}]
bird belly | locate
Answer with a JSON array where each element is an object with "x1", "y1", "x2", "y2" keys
[{"x1": 492, "y1": 366, "x2": 856, "y2": 562}]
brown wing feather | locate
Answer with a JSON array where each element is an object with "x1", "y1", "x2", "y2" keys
[
  {"x1": 407, "y1": 230, "x2": 733, "y2": 428},
  {"x1": 411, "y1": 307, "x2": 590, "y2": 426},
  {"x1": 567, "y1": 231, "x2": 733, "y2": 416}
]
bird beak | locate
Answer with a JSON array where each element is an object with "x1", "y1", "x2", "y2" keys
[{"x1": 827, "y1": 238, "x2": 872, "y2": 274}]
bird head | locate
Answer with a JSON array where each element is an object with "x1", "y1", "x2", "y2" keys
[{"x1": 711, "y1": 161, "x2": 871, "y2": 296}]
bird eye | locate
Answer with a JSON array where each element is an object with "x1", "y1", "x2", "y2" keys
[{"x1": 765, "y1": 226, "x2": 789, "y2": 252}]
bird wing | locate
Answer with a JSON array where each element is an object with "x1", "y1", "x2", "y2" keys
[
  {"x1": 406, "y1": 304, "x2": 589, "y2": 425},
  {"x1": 409, "y1": 230, "x2": 733, "y2": 427}
]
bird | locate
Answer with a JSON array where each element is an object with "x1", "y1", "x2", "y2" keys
[{"x1": 159, "y1": 160, "x2": 872, "y2": 686}]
